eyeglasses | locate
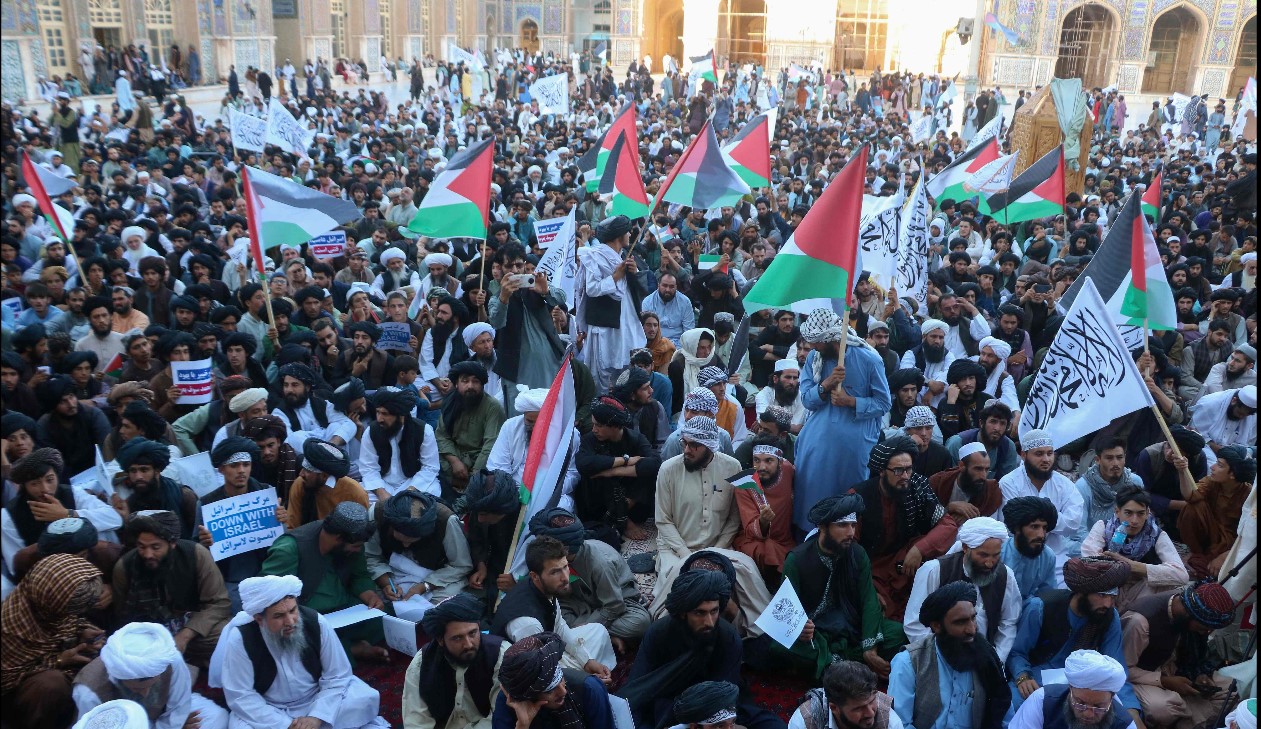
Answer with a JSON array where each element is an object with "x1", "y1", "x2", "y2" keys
[
  {"x1": 1068, "y1": 692, "x2": 1110, "y2": 715},
  {"x1": 886, "y1": 466, "x2": 914, "y2": 476}
]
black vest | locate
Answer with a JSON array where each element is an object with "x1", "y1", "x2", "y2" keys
[
  {"x1": 489, "y1": 579, "x2": 556, "y2": 638},
  {"x1": 417, "y1": 634, "x2": 502, "y2": 729},
  {"x1": 120, "y1": 540, "x2": 200, "y2": 624},
  {"x1": 1130, "y1": 592, "x2": 1180, "y2": 672},
  {"x1": 288, "y1": 520, "x2": 353, "y2": 604},
  {"x1": 239, "y1": 604, "x2": 324, "y2": 694},
  {"x1": 1040, "y1": 685, "x2": 1130, "y2": 729},
  {"x1": 1029, "y1": 589, "x2": 1115, "y2": 667},
  {"x1": 937, "y1": 551, "x2": 1008, "y2": 645},
  {"x1": 279, "y1": 397, "x2": 331, "y2": 434}
]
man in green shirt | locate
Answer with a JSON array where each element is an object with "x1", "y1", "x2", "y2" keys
[{"x1": 436, "y1": 361, "x2": 505, "y2": 498}]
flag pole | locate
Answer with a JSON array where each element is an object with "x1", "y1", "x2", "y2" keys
[{"x1": 494, "y1": 502, "x2": 531, "y2": 610}]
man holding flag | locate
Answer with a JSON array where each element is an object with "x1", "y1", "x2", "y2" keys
[{"x1": 577, "y1": 215, "x2": 647, "y2": 394}]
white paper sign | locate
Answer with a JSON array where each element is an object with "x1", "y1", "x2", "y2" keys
[
  {"x1": 392, "y1": 594, "x2": 436, "y2": 622},
  {"x1": 754, "y1": 577, "x2": 809, "y2": 649},
  {"x1": 534, "y1": 210, "x2": 577, "y2": 303},
  {"x1": 324, "y1": 604, "x2": 388, "y2": 629},
  {"x1": 1041, "y1": 668, "x2": 1067, "y2": 685},
  {"x1": 533, "y1": 215, "x2": 570, "y2": 250},
  {"x1": 265, "y1": 98, "x2": 314, "y2": 159},
  {"x1": 308, "y1": 230, "x2": 347, "y2": 259},
  {"x1": 230, "y1": 107, "x2": 267, "y2": 153},
  {"x1": 167, "y1": 451, "x2": 220, "y2": 498},
  {"x1": 376, "y1": 321, "x2": 413, "y2": 352},
  {"x1": 170, "y1": 358, "x2": 215, "y2": 404},
  {"x1": 383, "y1": 614, "x2": 420, "y2": 655},
  {"x1": 70, "y1": 446, "x2": 118, "y2": 497},
  {"x1": 201, "y1": 487, "x2": 285, "y2": 561},
  {"x1": 530, "y1": 74, "x2": 570, "y2": 115}
]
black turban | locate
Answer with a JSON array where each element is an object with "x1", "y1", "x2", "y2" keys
[
  {"x1": 347, "y1": 320, "x2": 382, "y2": 342},
  {"x1": 1, "y1": 412, "x2": 36, "y2": 438},
  {"x1": 420, "y1": 593, "x2": 484, "y2": 639},
  {"x1": 1, "y1": 350, "x2": 24, "y2": 373},
  {"x1": 529, "y1": 508, "x2": 585, "y2": 552},
  {"x1": 192, "y1": 322, "x2": 221, "y2": 340},
  {"x1": 57, "y1": 351, "x2": 98, "y2": 374},
  {"x1": 807, "y1": 494, "x2": 866, "y2": 525},
  {"x1": 919, "y1": 580, "x2": 978, "y2": 626},
  {"x1": 169, "y1": 294, "x2": 199, "y2": 313},
  {"x1": 372, "y1": 386, "x2": 419, "y2": 416},
  {"x1": 331, "y1": 378, "x2": 366, "y2": 414},
  {"x1": 682, "y1": 550, "x2": 737, "y2": 592},
  {"x1": 888, "y1": 367, "x2": 926, "y2": 393},
  {"x1": 211, "y1": 435, "x2": 261, "y2": 468},
  {"x1": 665, "y1": 569, "x2": 731, "y2": 618},
  {"x1": 382, "y1": 489, "x2": 440, "y2": 539},
  {"x1": 115, "y1": 436, "x2": 172, "y2": 471},
  {"x1": 868, "y1": 434, "x2": 918, "y2": 476},
  {"x1": 269, "y1": 298, "x2": 294, "y2": 317},
  {"x1": 154, "y1": 331, "x2": 195, "y2": 360},
  {"x1": 947, "y1": 358, "x2": 986, "y2": 385},
  {"x1": 275, "y1": 343, "x2": 312, "y2": 368},
  {"x1": 294, "y1": 286, "x2": 324, "y2": 304},
  {"x1": 1167, "y1": 425, "x2": 1206, "y2": 458},
  {"x1": 278, "y1": 362, "x2": 317, "y2": 388},
  {"x1": 499, "y1": 632, "x2": 566, "y2": 701},
  {"x1": 37, "y1": 517, "x2": 98, "y2": 555},
  {"x1": 241, "y1": 414, "x2": 287, "y2": 442},
  {"x1": 464, "y1": 469, "x2": 521, "y2": 515},
  {"x1": 9, "y1": 448, "x2": 64, "y2": 486},
  {"x1": 590, "y1": 396, "x2": 634, "y2": 428},
  {"x1": 673, "y1": 681, "x2": 739, "y2": 726},
  {"x1": 121, "y1": 401, "x2": 167, "y2": 441},
  {"x1": 595, "y1": 214, "x2": 631, "y2": 242},
  {"x1": 12, "y1": 323, "x2": 47, "y2": 352},
  {"x1": 1002, "y1": 496, "x2": 1058, "y2": 533},
  {"x1": 130, "y1": 510, "x2": 182, "y2": 542},
  {"x1": 612, "y1": 366, "x2": 651, "y2": 402},
  {"x1": 1215, "y1": 446, "x2": 1257, "y2": 483},
  {"x1": 302, "y1": 438, "x2": 350, "y2": 478},
  {"x1": 36, "y1": 375, "x2": 75, "y2": 410},
  {"x1": 223, "y1": 331, "x2": 257, "y2": 355},
  {"x1": 448, "y1": 360, "x2": 489, "y2": 383},
  {"x1": 1063, "y1": 557, "x2": 1132, "y2": 595}
]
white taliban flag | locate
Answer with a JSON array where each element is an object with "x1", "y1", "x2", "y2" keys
[
  {"x1": 967, "y1": 113, "x2": 1003, "y2": 152},
  {"x1": 1019, "y1": 278, "x2": 1154, "y2": 449},
  {"x1": 856, "y1": 183, "x2": 905, "y2": 290},
  {"x1": 529, "y1": 74, "x2": 570, "y2": 115},
  {"x1": 963, "y1": 152, "x2": 1019, "y2": 195},
  {"x1": 893, "y1": 176, "x2": 932, "y2": 313}
]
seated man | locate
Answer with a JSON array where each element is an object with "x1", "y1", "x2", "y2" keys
[
  {"x1": 463, "y1": 469, "x2": 524, "y2": 606},
  {"x1": 732, "y1": 440, "x2": 796, "y2": 584},
  {"x1": 781, "y1": 495, "x2": 905, "y2": 679},
  {"x1": 1000, "y1": 497, "x2": 1058, "y2": 601},
  {"x1": 529, "y1": 508, "x2": 651, "y2": 653},
  {"x1": 734, "y1": 405, "x2": 795, "y2": 467},
  {"x1": 997, "y1": 428, "x2": 1084, "y2": 584},
  {"x1": 338, "y1": 321, "x2": 396, "y2": 390},
  {"x1": 359, "y1": 387, "x2": 441, "y2": 500},
  {"x1": 1009, "y1": 650, "x2": 1135, "y2": 729},
  {"x1": 73, "y1": 621, "x2": 228, "y2": 729},
  {"x1": 272, "y1": 362, "x2": 356, "y2": 453},
  {"x1": 494, "y1": 632, "x2": 615, "y2": 729},
  {"x1": 661, "y1": 388, "x2": 736, "y2": 461},
  {"x1": 485, "y1": 387, "x2": 581, "y2": 516},
  {"x1": 404, "y1": 594, "x2": 507, "y2": 729},
  {"x1": 890, "y1": 581, "x2": 1010, "y2": 729},
  {"x1": 436, "y1": 361, "x2": 506, "y2": 497},
  {"x1": 903, "y1": 406, "x2": 955, "y2": 479},
  {"x1": 1080, "y1": 486, "x2": 1187, "y2": 612},
  {"x1": 211, "y1": 575, "x2": 387, "y2": 729},
  {"x1": 943, "y1": 402, "x2": 1020, "y2": 481},
  {"x1": 112, "y1": 512, "x2": 232, "y2": 668},
  {"x1": 754, "y1": 359, "x2": 806, "y2": 434},
  {"x1": 623, "y1": 570, "x2": 785, "y2": 729},
  {"x1": 698, "y1": 365, "x2": 750, "y2": 447},
  {"x1": 1189, "y1": 385, "x2": 1256, "y2": 455},
  {"x1": 113, "y1": 437, "x2": 198, "y2": 540},
  {"x1": 611, "y1": 366, "x2": 670, "y2": 452},
  {"x1": 209, "y1": 386, "x2": 271, "y2": 449},
  {"x1": 259, "y1": 502, "x2": 387, "y2": 662},
  {"x1": 1075, "y1": 439, "x2": 1147, "y2": 541},
  {"x1": 574, "y1": 397, "x2": 662, "y2": 542},
  {"x1": 489, "y1": 536, "x2": 615, "y2": 681},
  {"x1": 242, "y1": 415, "x2": 302, "y2": 498},
  {"x1": 928, "y1": 442, "x2": 1002, "y2": 525},
  {"x1": 788, "y1": 661, "x2": 901, "y2": 729},
  {"x1": 904, "y1": 517, "x2": 1021, "y2": 662},
  {"x1": 288, "y1": 439, "x2": 368, "y2": 528},
  {"x1": 365, "y1": 489, "x2": 472, "y2": 602}
]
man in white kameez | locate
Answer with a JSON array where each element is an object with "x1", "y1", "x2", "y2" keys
[
  {"x1": 358, "y1": 387, "x2": 441, "y2": 500},
  {"x1": 1189, "y1": 384, "x2": 1256, "y2": 461},
  {"x1": 577, "y1": 215, "x2": 646, "y2": 394},
  {"x1": 271, "y1": 362, "x2": 356, "y2": 454},
  {"x1": 210, "y1": 574, "x2": 388, "y2": 729},
  {"x1": 650, "y1": 416, "x2": 771, "y2": 636},
  {"x1": 484, "y1": 387, "x2": 579, "y2": 513},
  {"x1": 116, "y1": 71, "x2": 136, "y2": 118},
  {"x1": 995, "y1": 429, "x2": 1084, "y2": 587}
]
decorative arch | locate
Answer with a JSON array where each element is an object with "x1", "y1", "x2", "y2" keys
[
  {"x1": 1142, "y1": 4, "x2": 1205, "y2": 94},
  {"x1": 520, "y1": 18, "x2": 539, "y2": 53},
  {"x1": 1054, "y1": 2, "x2": 1121, "y2": 89},
  {"x1": 1228, "y1": 15, "x2": 1256, "y2": 98},
  {"x1": 642, "y1": 0, "x2": 683, "y2": 68}
]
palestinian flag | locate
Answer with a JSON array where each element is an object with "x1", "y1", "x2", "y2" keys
[
  {"x1": 721, "y1": 113, "x2": 772, "y2": 189},
  {"x1": 240, "y1": 165, "x2": 360, "y2": 252},
  {"x1": 743, "y1": 146, "x2": 868, "y2": 314},
  {"x1": 408, "y1": 138, "x2": 495, "y2": 239},
  {"x1": 984, "y1": 145, "x2": 1065, "y2": 224},
  {"x1": 1117, "y1": 193, "x2": 1177, "y2": 330},
  {"x1": 581, "y1": 104, "x2": 637, "y2": 192},
  {"x1": 597, "y1": 132, "x2": 650, "y2": 219},
  {"x1": 21, "y1": 150, "x2": 76, "y2": 243},
  {"x1": 924, "y1": 137, "x2": 1000, "y2": 204},
  {"x1": 1141, "y1": 169, "x2": 1162, "y2": 223},
  {"x1": 657, "y1": 121, "x2": 751, "y2": 211},
  {"x1": 689, "y1": 50, "x2": 718, "y2": 86},
  {"x1": 103, "y1": 353, "x2": 124, "y2": 379},
  {"x1": 729, "y1": 469, "x2": 765, "y2": 496}
]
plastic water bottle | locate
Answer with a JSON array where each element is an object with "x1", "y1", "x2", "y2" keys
[{"x1": 1110, "y1": 525, "x2": 1128, "y2": 549}]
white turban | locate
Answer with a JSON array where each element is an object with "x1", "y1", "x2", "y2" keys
[
  {"x1": 121, "y1": 226, "x2": 146, "y2": 244},
  {"x1": 229, "y1": 387, "x2": 269, "y2": 413},
  {"x1": 280, "y1": 242, "x2": 301, "y2": 253},
  {"x1": 424, "y1": 252, "x2": 453, "y2": 268},
  {"x1": 1228, "y1": 699, "x2": 1257, "y2": 729},
  {"x1": 1242, "y1": 252, "x2": 1257, "y2": 264},
  {"x1": 515, "y1": 386, "x2": 550, "y2": 413},
  {"x1": 380, "y1": 247, "x2": 406, "y2": 265},
  {"x1": 979, "y1": 336, "x2": 1011, "y2": 360},
  {"x1": 73, "y1": 700, "x2": 149, "y2": 729},
  {"x1": 462, "y1": 322, "x2": 495, "y2": 348},
  {"x1": 957, "y1": 516, "x2": 1009, "y2": 548},
  {"x1": 240, "y1": 574, "x2": 303, "y2": 615},
  {"x1": 774, "y1": 359, "x2": 799, "y2": 373},
  {"x1": 100, "y1": 622, "x2": 179, "y2": 680},
  {"x1": 959, "y1": 441, "x2": 988, "y2": 460},
  {"x1": 921, "y1": 319, "x2": 948, "y2": 336},
  {"x1": 12, "y1": 193, "x2": 36, "y2": 209},
  {"x1": 1064, "y1": 650, "x2": 1127, "y2": 694}
]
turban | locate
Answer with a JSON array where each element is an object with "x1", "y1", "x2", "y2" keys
[
  {"x1": 465, "y1": 469, "x2": 521, "y2": 515},
  {"x1": 278, "y1": 362, "x2": 316, "y2": 388},
  {"x1": 889, "y1": 367, "x2": 926, "y2": 393},
  {"x1": 120, "y1": 225, "x2": 146, "y2": 244},
  {"x1": 529, "y1": 508, "x2": 585, "y2": 552},
  {"x1": 921, "y1": 319, "x2": 949, "y2": 336},
  {"x1": 169, "y1": 294, "x2": 199, "y2": 313},
  {"x1": 222, "y1": 331, "x2": 257, "y2": 356},
  {"x1": 1166, "y1": 425, "x2": 1206, "y2": 456},
  {"x1": 73, "y1": 700, "x2": 149, "y2": 729},
  {"x1": 665, "y1": 569, "x2": 731, "y2": 618},
  {"x1": 373, "y1": 386, "x2": 419, "y2": 416},
  {"x1": 155, "y1": 332, "x2": 195, "y2": 361},
  {"x1": 808, "y1": 494, "x2": 865, "y2": 525},
  {"x1": 681, "y1": 416, "x2": 721, "y2": 453},
  {"x1": 107, "y1": 382, "x2": 156, "y2": 408},
  {"x1": 684, "y1": 387, "x2": 720, "y2": 416},
  {"x1": 324, "y1": 501, "x2": 374, "y2": 541},
  {"x1": 347, "y1": 321, "x2": 383, "y2": 342},
  {"x1": 705, "y1": 274, "x2": 733, "y2": 293},
  {"x1": 514, "y1": 387, "x2": 549, "y2": 413},
  {"x1": 239, "y1": 574, "x2": 304, "y2": 615},
  {"x1": 1181, "y1": 582, "x2": 1236, "y2": 629},
  {"x1": 1022, "y1": 428, "x2": 1054, "y2": 450},
  {"x1": 919, "y1": 580, "x2": 978, "y2": 626},
  {"x1": 449, "y1": 360, "x2": 489, "y2": 383},
  {"x1": 331, "y1": 378, "x2": 366, "y2": 414},
  {"x1": 613, "y1": 366, "x2": 652, "y2": 402},
  {"x1": 13, "y1": 193, "x2": 36, "y2": 208},
  {"x1": 1064, "y1": 650, "x2": 1127, "y2": 694},
  {"x1": 673, "y1": 681, "x2": 739, "y2": 726},
  {"x1": 1228, "y1": 700, "x2": 1257, "y2": 729},
  {"x1": 774, "y1": 359, "x2": 799, "y2": 373},
  {"x1": 36, "y1": 375, "x2": 75, "y2": 410},
  {"x1": 58, "y1": 351, "x2": 98, "y2": 374},
  {"x1": 1002, "y1": 496, "x2": 1058, "y2": 533},
  {"x1": 947, "y1": 358, "x2": 986, "y2": 385},
  {"x1": 38, "y1": 517, "x2": 98, "y2": 555},
  {"x1": 462, "y1": 322, "x2": 495, "y2": 348},
  {"x1": 1064, "y1": 557, "x2": 1131, "y2": 595},
  {"x1": 595, "y1": 215, "x2": 632, "y2": 242},
  {"x1": 131, "y1": 511, "x2": 181, "y2": 541},
  {"x1": 380, "y1": 247, "x2": 407, "y2": 265},
  {"x1": 121, "y1": 402, "x2": 166, "y2": 439},
  {"x1": 1, "y1": 412, "x2": 36, "y2": 438},
  {"x1": 302, "y1": 438, "x2": 350, "y2": 480},
  {"x1": 420, "y1": 593, "x2": 484, "y2": 639},
  {"x1": 904, "y1": 406, "x2": 936, "y2": 429},
  {"x1": 590, "y1": 396, "x2": 634, "y2": 428},
  {"x1": 211, "y1": 435, "x2": 260, "y2": 468},
  {"x1": 423, "y1": 252, "x2": 453, "y2": 268},
  {"x1": 682, "y1": 551, "x2": 738, "y2": 590},
  {"x1": 1216, "y1": 446, "x2": 1257, "y2": 484},
  {"x1": 12, "y1": 323, "x2": 47, "y2": 352},
  {"x1": 101, "y1": 622, "x2": 179, "y2": 680},
  {"x1": 957, "y1": 516, "x2": 1009, "y2": 548},
  {"x1": 500, "y1": 632, "x2": 567, "y2": 701},
  {"x1": 979, "y1": 336, "x2": 1012, "y2": 360},
  {"x1": 801, "y1": 308, "x2": 845, "y2": 343},
  {"x1": 698, "y1": 366, "x2": 727, "y2": 387},
  {"x1": 229, "y1": 387, "x2": 269, "y2": 413},
  {"x1": 269, "y1": 299, "x2": 294, "y2": 318},
  {"x1": 382, "y1": 489, "x2": 440, "y2": 539},
  {"x1": 10, "y1": 448, "x2": 63, "y2": 485},
  {"x1": 868, "y1": 435, "x2": 918, "y2": 476},
  {"x1": 115, "y1": 437, "x2": 171, "y2": 471},
  {"x1": 241, "y1": 414, "x2": 287, "y2": 442}
]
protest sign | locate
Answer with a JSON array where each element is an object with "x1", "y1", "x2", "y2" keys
[
  {"x1": 229, "y1": 107, "x2": 267, "y2": 152},
  {"x1": 167, "y1": 451, "x2": 220, "y2": 498},
  {"x1": 754, "y1": 577, "x2": 809, "y2": 649},
  {"x1": 1, "y1": 296, "x2": 23, "y2": 319},
  {"x1": 530, "y1": 74, "x2": 570, "y2": 115},
  {"x1": 309, "y1": 230, "x2": 347, "y2": 259},
  {"x1": 171, "y1": 358, "x2": 215, "y2": 405},
  {"x1": 201, "y1": 487, "x2": 285, "y2": 561},
  {"x1": 534, "y1": 210, "x2": 577, "y2": 303},
  {"x1": 533, "y1": 215, "x2": 570, "y2": 249},
  {"x1": 377, "y1": 321, "x2": 413, "y2": 352},
  {"x1": 324, "y1": 604, "x2": 387, "y2": 629},
  {"x1": 70, "y1": 446, "x2": 117, "y2": 497},
  {"x1": 266, "y1": 98, "x2": 314, "y2": 158},
  {"x1": 910, "y1": 113, "x2": 934, "y2": 143}
]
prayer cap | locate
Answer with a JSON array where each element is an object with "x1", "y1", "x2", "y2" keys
[
  {"x1": 1181, "y1": 582, "x2": 1236, "y2": 629},
  {"x1": 211, "y1": 435, "x2": 260, "y2": 468},
  {"x1": 680, "y1": 416, "x2": 721, "y2": 453},
  {"x1": 800, "y1": 308, "x2": 845, "y2": 343},
  {"x1": 957, "y1": 516, "x2": 1008, "y2": 548},
  {"x1": 1002, "y1": 496, "x2": 1058, "y2": 532},
  {"x1": 904, "y1": 406, "x2": 935, "y2": 429},
  {"x1": 239, "y1": 574, "x2": 303, "y2": 615},
  {"x1": 499, "y1": 632, "x2": 566, "y2": 700},
  {"x1": 323, "y1": 501, "x2": 374, "y2": 542},
  {"x1": 958, "y1": 441, "x2": 988, "y2": 460},
  {"x1": 1237, "y1": 385, "x2": 1257, "y2": 408},
  {"x1": 382, "y1": 490, "x2": 441, "y2": 539},
  {"x1": 38, "y1": 518, "x2": 97, "y2": 555},
  {"x1": 1063, "y1": 557, "x2": 1131, "y2": 595},
  {"x1": 1064, "y1": 650, "x2": 1126, "y2": 694},
  {"x1": 229, "y1": 387, "x2": 269, "y2": 413},
  {"x1": 1021, "y1": 428, "x2": 1054, "y2": 450},
  {"x1": 919, "y1": 580, "x2": 977, "y2": 626},
  {"x1": 665, "y1": 569, "x2": 730, "y2": 618},
  {"x1": 673, "y1": 681, "x2": 739, "y2": 726},
  {"x1": 774, "y1": 359, "x2": 799, "y2": 373},
  {"x1": 72, "y1": 700, "x2": 149, "y2": 729},
  {"x1": 101, "y1": 622, "x2": 179, "y2": 680},
  {"x1": 808, "y1": 494, "x2": 865, "y2": 525},
  {"x1": 420, "y1": 593, "x2": 485, "y2": 639}
]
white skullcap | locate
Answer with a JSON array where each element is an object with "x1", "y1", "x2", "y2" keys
[
  {"x1": 514, "y1": 385, "x2": 550, "y2": 413},
  {"x1": 424, "y1": 252, "x2": 453, "y2": 268},
  {"x1": 12, "y1": 193, "x2": 36, "y2": 208},
  {"x1": 380, "y1": 247, "x2": 406, "y2": 265},
  {"x1": 229, "y1": 387, "x2": 269, "y2": 413},
  {"x1": 73, "y1": 700, "x2": 149, "y2": 729},
  {"x1": 121, "y1": 226, "x2": 146, "y2": 243},
  {"x1": 364, "y1": 162, "x2": 377, "y2": 174},
  {"x1": 1238, "y1": 385, "x2": 1257, "y2": 408},
  {"x1": 957, "y1": 516, "x2": 1009, "y2": 548},
  {"x1": 774, "y1": 359, "x2": 799, "y2": 373},
  {"x1": 280, "y1": 242, "x2": 300, "y2": 253},
  {"x1": 1242, "y1": 252, "x2": 1257, "y2": 264},
  {"x1": 959, "y1": 441, "x2": 988, "y2": 461},
  {"x1": 462, "y1": 321, "x2": 494, "y2": 348},
  {"x1": 240, "y1": 574, "x2": 304, "y2": 615},
  {"x1": 921, "y1": 318, "x2": 948, "y2": 335},
  {"x1": 1064, "y1": 650, "x2": 1127, "y2": 694},
  {"x1": 1022, "y1": 429, "x2": 1054, "y2": 450},
  {"x1": 979, "y1": 336, "x2": 1011, "y2": 360},
  {"x1": 100, "y1": 621, "x2": 179, "y2": 680}
]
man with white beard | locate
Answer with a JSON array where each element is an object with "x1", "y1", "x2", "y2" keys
[
  {"x1": 577, "y1": 215, "x2": 647, "y2": 394},
  {"x1": 484, "y1": 387, "x2": 580, "y2": 513},
  {"x1": 211, "y1": 574, "x2": 388, "y2": 729}
]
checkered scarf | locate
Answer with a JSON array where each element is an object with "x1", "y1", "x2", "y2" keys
[{"x1": 1, "y1": 554, "x2": 102, "y2": 693}]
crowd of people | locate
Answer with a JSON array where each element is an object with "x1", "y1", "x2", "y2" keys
[{"x1": 1, "y1": 43, "x2": 1258, "y2": 729}]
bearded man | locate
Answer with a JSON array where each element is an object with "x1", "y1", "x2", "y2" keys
[
  {"x1": 733, "y1": 440, "x2": 797, "y2": 581},
  {"x1": 903, "y1": 406, "x2": 954, "y2": 478},
  {"x1": 754, "y1": 359, "x2": 805, "y2": 433},
  {"x1": 370, "y1": 247, "x2": 420, "y2": 299},
  {"x1": 611, "y1": 365, "x2": 670, "y2": 451},
  {"x1": 929, "y1": 442, "x2": 1003, "y2": 525},
  {"x1": 975, "y1": 336, "x2": 1020, "y2": 418},
  {"x1": 359, "y1": 387, "x2": 440, "y2": 500},
  {"x1": 1198, "y1": 343, "x2": 1256, "y2": 400},
  {"x1": 1009, "y1": 650, "x2": 1135, "y2": 729},
  {"x1": 883, "y1": 368, "x2": 928, "y2": 435},
  {"x1": 576, "y1": 215, "x2": 647, "y2": 394},
  {"x1": 336, "y1": 322, "x2": 396, "y2": 390},
  {"x1": 417, "y1": 252, "x2": 462, "y2": 300},
  {"x1": 998, "y1": 429, "x2": 1085, "y2": 583},
  {"x1": 936, "y1": 359, "x2": 990, "y2": 440},
  {"x1": 788, "y1": 661, "x2": 899, "y2": 729},
  {"x1": 286, "y1": 439, "x2": 367, "y2": 528},
  {"x1": 403, "y1": 594, "x2": 506, "y2": 729},
  {"x1": 486, "y1": 388, "x2": 581, "y2": 516},
  {"x1": 899, "y1": 320, "x2": 953, "y2": 407},
  {"x1": 271, "y1": 362, "x2": 355, "y2": 454},
  {"x1": 944, "y1": 401, "x2": 1020, "y2": 480},
  {"x1": 1000, "y1": 496, "x2": 1058, "y2": 601},
  {"x1": 365, "y1": 489, "x2": 472, "y2": 602},
  {"x1": 436, "y1": 361, "x2": 505, "y2": 497},
  {"x1": 114, "y1": 437, "x2": 199, "y2": 540}
]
